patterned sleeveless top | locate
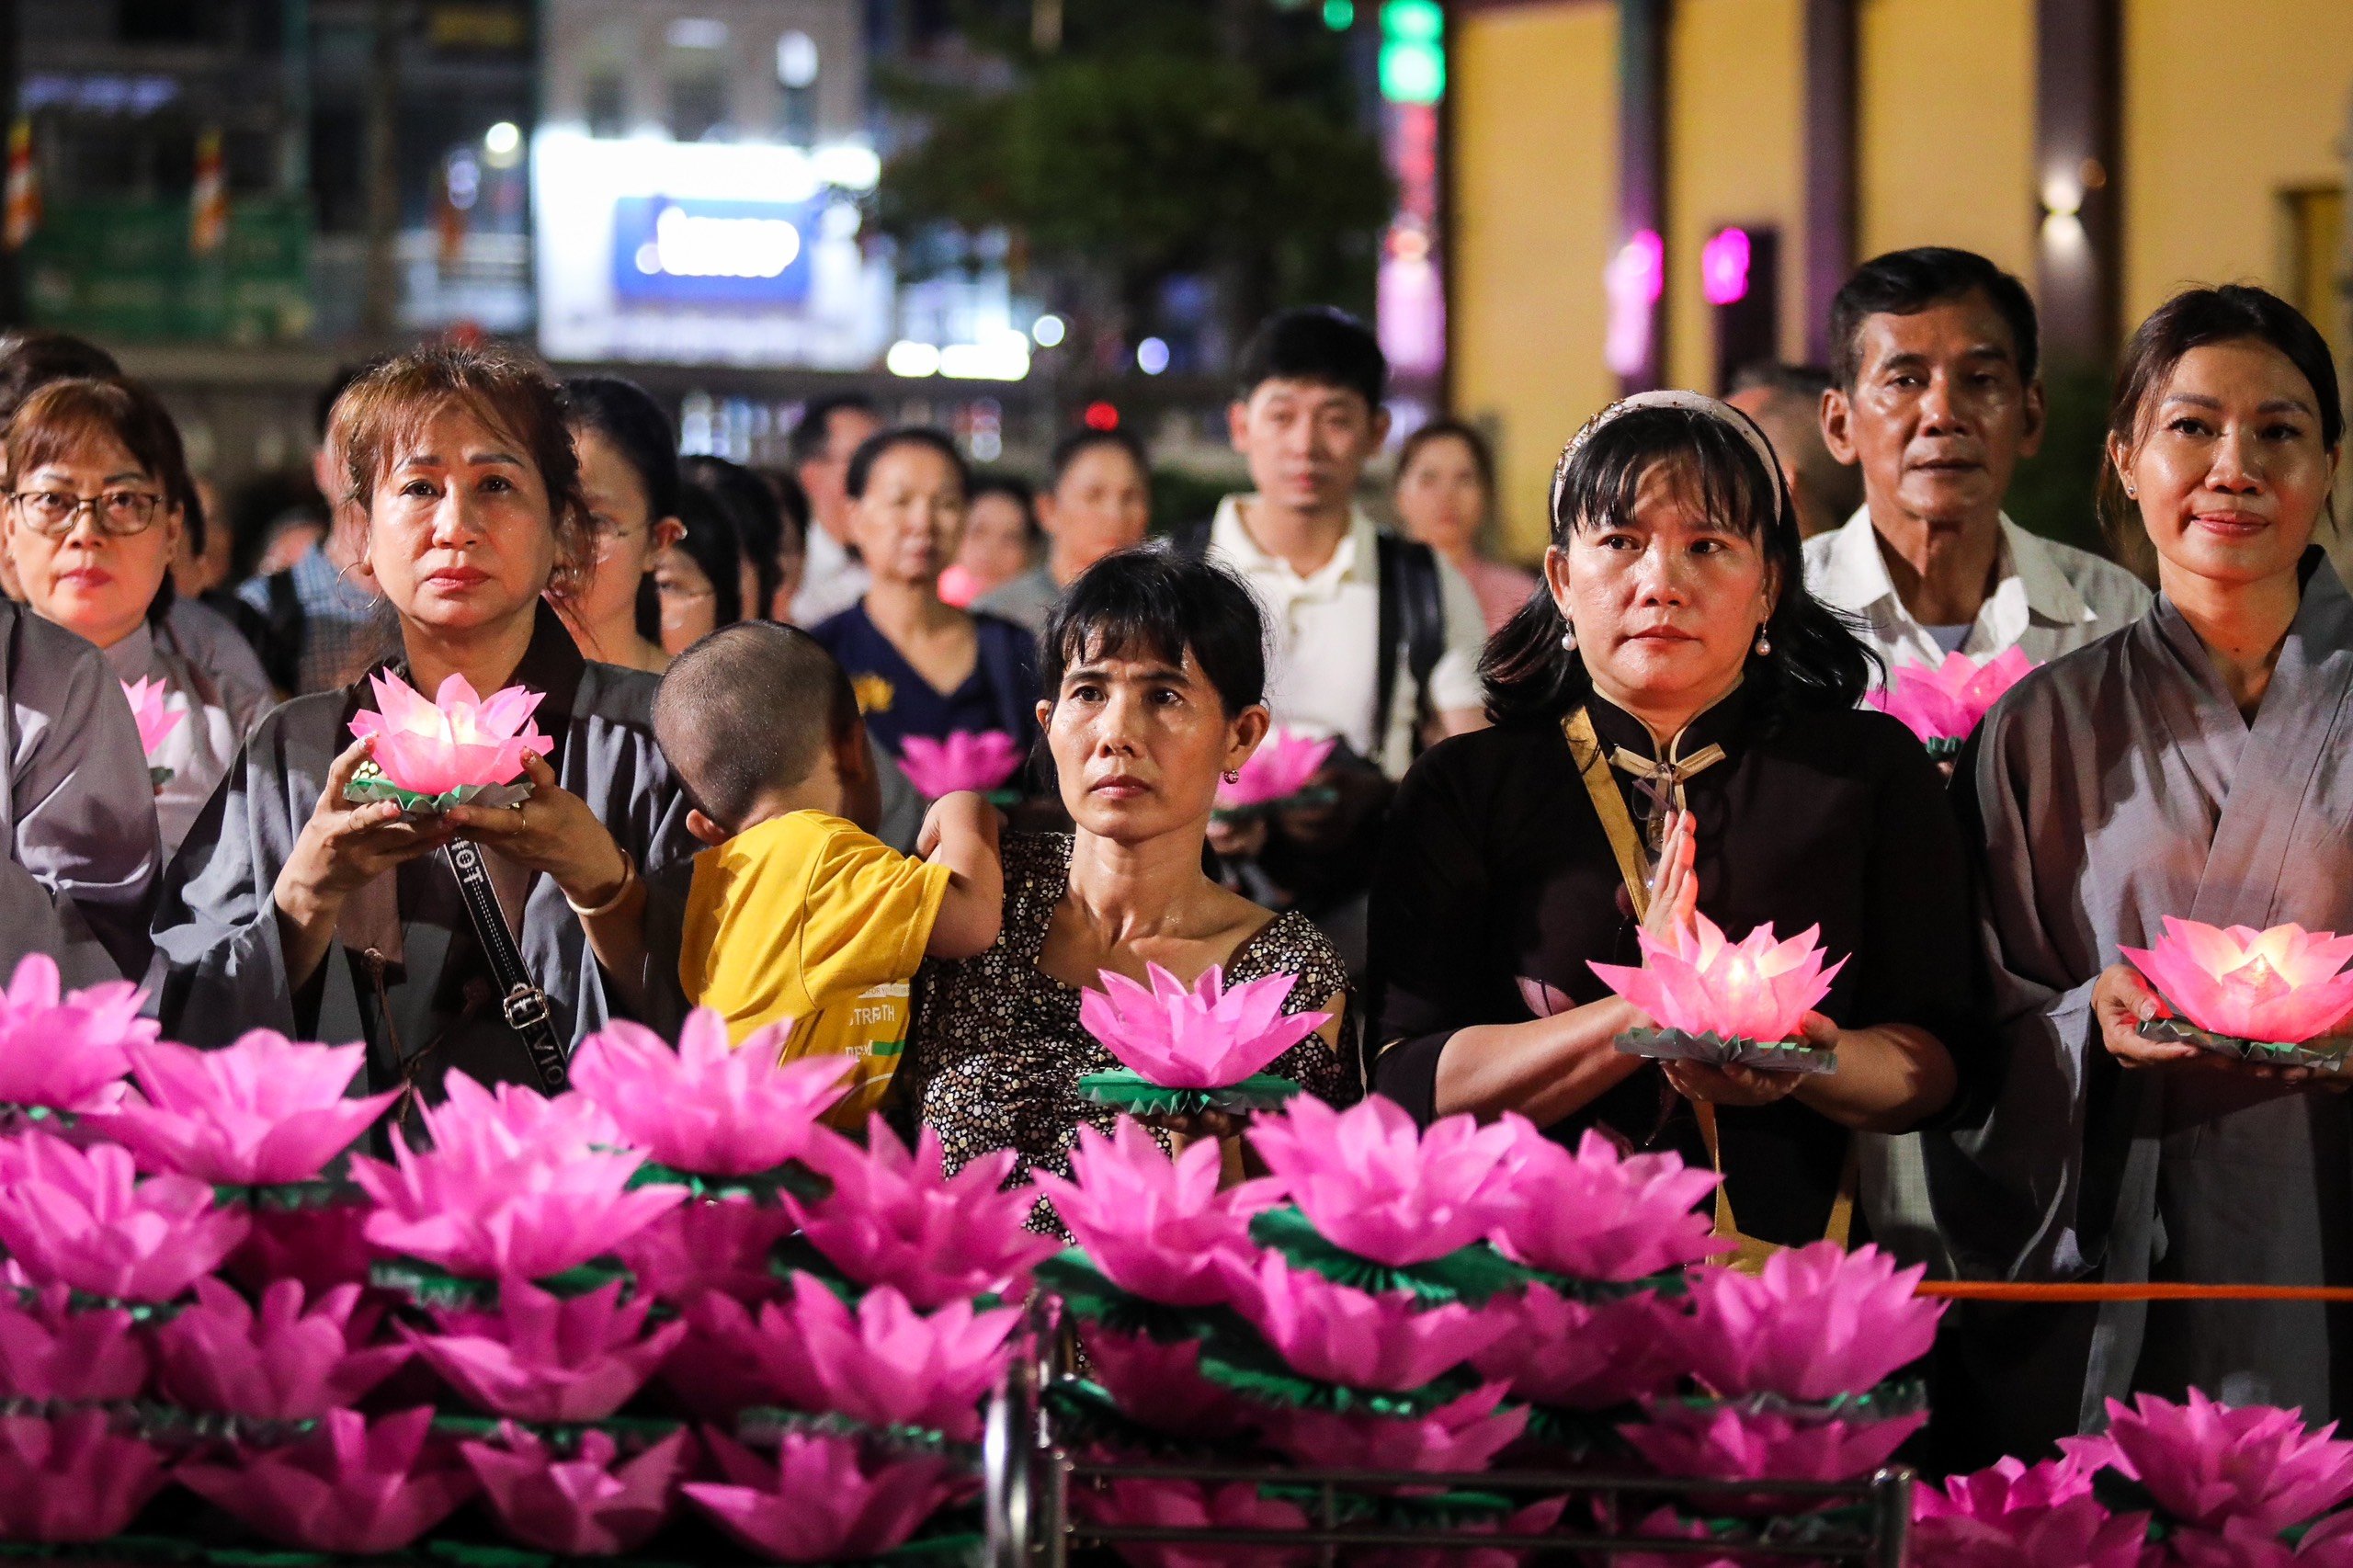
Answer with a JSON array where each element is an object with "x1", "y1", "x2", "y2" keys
[{"x1": 901, "y1": 833, "x2": 1356, "y2": 1220}]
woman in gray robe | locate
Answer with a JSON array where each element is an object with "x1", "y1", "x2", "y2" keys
[
  {"x1": 153, "y1": 345, "x2": 696, "y2": 1102},
  {"x1": 0, "y1": 596, "x2": 160, "y2": 986},
  {"x1": 1942, "y1": 284, "x2": 2349, "y2": 1459}
]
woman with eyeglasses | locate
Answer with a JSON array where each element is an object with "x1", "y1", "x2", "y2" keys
[
  {"x1": 558, "y1": 377, "x2": 682, "y2": 676},
  {"x1": 4, "y1": 377, "x2": 274, "y2": 856}
]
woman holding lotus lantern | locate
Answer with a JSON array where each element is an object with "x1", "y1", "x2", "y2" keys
[
  {"x1": 901, "y1": 546, "x2": 1353, "y2": 1213},
  {"x1": 1944, "y1": 285, "x2": 2353, "y2": 1453},
  {"x1": 152, "y1": 344, "x2": 699, "y2": 1099},
  {"x1": 1370, "y1": 392, "x2": 1977, "y2": 1260}
]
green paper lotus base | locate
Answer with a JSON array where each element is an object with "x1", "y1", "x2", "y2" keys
[
  {"x1": 1644, "y1": 1376, "x2": 1929, "y2": 1427},
  {"x1": 344, "y1": 765, "x2": 532, "y2": 818},
  {"x1": 369, "y1": 1255, "x2": 635, "y2": 1310},
  {"x1": 1190, "y1": 1333, "x2": 1478, "y2": 1418},
  {"x1": 208, "y1": 1178, "x2": 363, "y2": 1211},
  {"x1": 1246, "y1": 1206, "x2": 1531, "y2": 1305},
  {"x1": 1921, "y1": 736, "x2": 1964, "y2": 763},
  {"x1": 1614, "y1": 1028, "x2": 1837, "y2": 1076},
  {"x1": 1033, "y1": 1251, "x2": 1252, "y2": 1344},
  {"x1": 1074, "y1": 1071, "x2": 1302, "y2": 1118},
  {"x1": 426, "y1": 1411, "x2": 687, "y2": 1454},
  {"x1": 624, "y1": 1158, "x2": 823, "y2": 1205},
  {"x1": 2137, "y1": 1017, "x2": 2348, "y2": 1072},
  {"x1": 1210, "y1": 785, "x2": 1338, "y2": 822},
  {"x1": 733, "y1": 1405, "x2": 978, "y2": 1463}
]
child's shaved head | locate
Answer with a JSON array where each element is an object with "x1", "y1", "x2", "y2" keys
[{"x1": 654, "y1": 622, "x2": 860, "y2": 833}]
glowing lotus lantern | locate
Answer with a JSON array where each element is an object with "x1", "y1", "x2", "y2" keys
[
  {"x1": 896, "y1": 729, "x2": 1025, "y2": 799},
  {"x1": 1215, "y1": 726, "x2": 1339, "y2": 813},
  {"x1": 570, "y1": 1009, "x2": 847, "y2": 1178},
  {"x1": 0, "y1": 952, "x2": 153, "y2": 1115},
  {"x1": 1864, "y1": 647, "x2": 2036, "y2": 757},
  {"x1": 1591, "y1": 913, "x2": 1846, "y2": 1074},
  {"x1": 2121, "y1": 917, "x2": 2353, "y2": 1068},
  {"x1": 120, "y1": 676, "x2": 183, "y2": 787},
  {"x1": 346, "y1": 670, "x2": 552, "y2": 813},
  {"x1": 1076, "y1": 963, "x2": 1330, "y2": 1117},
  {"x1": 81, "y1": 1032, "x2": 398, "y2": 1186}
]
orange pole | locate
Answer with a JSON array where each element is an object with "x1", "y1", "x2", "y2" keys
[{"x1": 1915, "y1": 1281, "x2": 2353, "y2": 1303}]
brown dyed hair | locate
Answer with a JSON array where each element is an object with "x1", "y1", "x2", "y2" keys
[
  {"x1": 7, "y1": 377, "x2": 197, "y2": 519},
  {"x1": 327, "y1": 341, "x2": 592, "y2": 598}
]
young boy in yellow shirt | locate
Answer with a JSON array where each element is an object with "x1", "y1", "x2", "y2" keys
[{"x1": 649, "y1": 623, "x2": 1004, "y2": 1123}]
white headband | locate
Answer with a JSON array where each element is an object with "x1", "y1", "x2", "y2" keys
[{"x1": 1547, "y1": 390, "x2": 1787, "y2": 532}]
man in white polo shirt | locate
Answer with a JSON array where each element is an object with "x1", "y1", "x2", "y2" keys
[
  {"x1": 1807, "y1": 247, "x2": 2149, "y2": 674},
  {"x1": 1199, "y1": 308, "x2": 1486, "y2": 967}
]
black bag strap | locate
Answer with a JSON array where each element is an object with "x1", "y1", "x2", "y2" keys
[
  {"x1": 262, "y1": 570, "x2": 306, "y2": 695},
  {"x1": 1375, "y1": 533, "x2": 1448, "y2": 764},
  {"x1": 440, "y1": 838, "x2": 569, "y2": 1095}
]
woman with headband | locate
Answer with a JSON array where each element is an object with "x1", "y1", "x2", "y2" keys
[{"x1": 1368, "y1": 392, "x2": 1980, "y2": 1261}]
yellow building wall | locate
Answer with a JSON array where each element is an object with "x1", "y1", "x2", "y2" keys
[
  {"x1": 2120, "y1": 0, "x2": 2352, "y2": 326},
  {"x1": 1665, "y1": 0, "x2": 1804, "y2": 394},
  {"x1": 1449, "y1": 1, "x2": 1620, "y2": 562},
  {"x1": 1855, "y1": 0, "x2": 2037, "y2": 279}
]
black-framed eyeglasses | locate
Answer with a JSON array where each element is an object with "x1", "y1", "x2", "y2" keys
[{"x1": 9, "y1": 488, "x2": 166, "y2": 538}]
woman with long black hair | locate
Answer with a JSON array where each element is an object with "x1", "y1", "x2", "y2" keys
[{"x1": 1370, "y1": 392, "x2": 1978, "y2": 1257}]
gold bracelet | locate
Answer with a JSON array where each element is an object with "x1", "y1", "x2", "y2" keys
[{"x1": 566, "y1": 847, "x2": 636, "y2": 917}]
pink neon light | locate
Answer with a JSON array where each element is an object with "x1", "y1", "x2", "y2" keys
[
  {"x1": 1604, "y1": 230, "x2": 1665, "y2": 378},
  {"x1": 1701, "y1": 227, "x2": 1752, "y2": 307}
]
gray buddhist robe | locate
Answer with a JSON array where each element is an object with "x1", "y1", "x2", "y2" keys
[
  {"x1": 0, "y1": 600, "x2": 162, "y2": 986},
  {"x1": 1945, "y1": 549, "x2": 2353, "y2": 1442},
  {"x1": 103, "y1": 601, "x2": 277, "y2": 857},
  {"x1": 152, "y1": 605, "x2": 697, "y2": 1099}
]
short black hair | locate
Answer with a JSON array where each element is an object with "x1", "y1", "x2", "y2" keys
[
  {"x1": 1049, "y1": 426, "x2": 1149, "y2": 489},
  {"x1": 654, "y1": 621, "x2": 860, "y2": 832},
  {"x1": 787, "y1": 392, "x2": 879, "y2": 470},
  {"x1": 669, "y1": 484, "x2": 745, "y2": 630},
  {"x1": 846, "y1": 426, "x2": 971, "y2": 502},
  {"x1": 1234, "y1": 307, "x2": 1386, "y2": 411},
  {"x1": 2100, "y1": 282, "x2": 2345, "y2": 549},
  {"x1": 564, "y1": 375, "x2": 681, "y2": 524},
  {"x1": 1828, "y1": 247, "x2": 2040, "y2": 389},
  {"x1": 682, "y1": 454, "x2": 784, "y2": 620},
  {"x1": 970, "y1": 474, "x2": 1040, "y2": 541},
  {"x1": 754, "y1": 465, "x2": 812, "y2": 551},
  {"x1": 1042, "y1": 544, "x2": 1267, "y2": 720},
  {"x1": 1728, "y1": 361, "x2": 1835, "y2": 403},
  {"x1": 0, "y1": 331, "x2": 119, "y2": 430}
]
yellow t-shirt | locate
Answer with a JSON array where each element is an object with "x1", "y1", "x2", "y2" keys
[{"x1": 679, "y1": 811, "x2": 951, "y2": 1127}]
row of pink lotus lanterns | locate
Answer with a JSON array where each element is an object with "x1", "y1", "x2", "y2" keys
[{"x1": 0, "y1": 952, "x2": 1053, "y2": 1562}]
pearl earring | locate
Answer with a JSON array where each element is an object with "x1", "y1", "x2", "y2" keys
[
  {"x1": 1753, "y1": 625, "x2": 1772, "y2": 657},
  {"x1": 1560, "y1": 622, "x2": 1578, "y2": 653}
]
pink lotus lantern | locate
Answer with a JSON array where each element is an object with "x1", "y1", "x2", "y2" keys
[
  {"x1": 1865, "y1": 647, "x2": 2036, "y2": 754},
  {"x1": 786, "y1": 1121, "x2": 1058, "y2": 1307},
  {"x1": 1492, "y1": 1125, "x2": 1722, "y2": 1282},
  {"x1": 176, "y1": 1407, "x2": 479, "y2": 1556},
  {"x1": 1076, "y1": 1326, "x2": 1255, "y2": 1440},
  {"x1": 346, "y1": 670, "x2": 553, "y2": 812},
  {"x1": 2122, "y1": 918, "x2": 2353, "y2": 1062},
  {"x1": 0, "y1": 1411, "x2": 171, "y2": 1542},
  {"x1": 0, "y1": 1131, "x2": 248, "y2": 1301},
  {"x1": 615, "y1": 1198, "x2": 796, "y2": 1304},
  {"x1": 0, "y1": 1286, "x2": 148, "y2": 1403},
  {"x1": 402, "y1": 1276, "x2": 686, "y2": 1423},
  {"x1": 1075, "y1": 1479, "x2": 1313, "y2": 1568},
  {"x1": 1216, "y1": 727, "x2": 1338, "y2": 813},
  {"x1": 1352, "y1": 1499, "x2": 1570, "y2": 1568},
  {"x1": 1245, "y1": 1096, "x2": 1526, "y2": 1268},
  {"x1": 460, "y1": 1425, "x2": 697, "y2": 1559},
  {"x1": 121, "y1": 676, "x2": 184, "y2": 785},
  {"x1": 1590, "y1": 913, "x2": 1846, "y2": 1069},
  {"x1": 666, "y1": 1292, "x2": 828, "y2": 1418},
  {"x1": 897, "y1": 730, "x2": 1025, "y2": 799},
  {"x1": 1675, "y1": 1242, "x2": 1941, "y2": 1402},
  {"x1": 1621, "y1": 1403, "x2": 1925, "y2": 1485},
  {"x1": 1259, "y1": 1381, "x2": 1529, "y2": 1474},
  {"x1": 2062, "y1": 1389, "x2": 2353, "y2": 1538},
  {"x1": 1914, "y1": 1456, "x2": 2148, "y2": 1568},
  {"x1": 154, "y1": 1278, "x2": 409, "y2": 1421},
  {"x1": 684, "y1": 1429, "x2": 972, "y2": 1563},
  {"x1": 82, "y1": 1032, "x2": 398, "y2": 1185},
  {"x1": 569, "y1": 1009, "x2": 848, "y2": 1177},
  {"x1": 350, "y1": 1080, "x2": 679, "y2": 1282},
  {"x1": 1223, "y1": 1251, "x2": 1513, "y2": 1393},
  {"x1": 225, "y1": 1199, "x2": 379, "y2": 1295},
  {"x1": 764, "y1": 1273, "x2": 1019, "y2": 1441},
  {"x1": 1028, "y1": 1121, "x2": 1270, "y2": 1307},
  {"x1": 1470, "y1": 1284, "x2": 1688, "y2": 1410},
  {"x1": 1078, "y1": 965, "x2": 1330, "y2": 1108},
  {"x1": 0, "y1": 952, "x2": 154, "y2": 1114}
]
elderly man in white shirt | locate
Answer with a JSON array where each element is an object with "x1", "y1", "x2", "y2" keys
[
  {"x1": 1802, "y1": 248, "x2": 2150, "y2": 1279},
  {"x1": 1805, "y1": 247, "x2": 2149, "y2": 677},
  {"x1": 784, "y1": 393, "x2": 881, "y2": 627}
]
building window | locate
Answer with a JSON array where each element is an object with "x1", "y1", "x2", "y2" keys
[
  {"x1": 777, "y1": 30, "x2": 819, "y2": 145},
  {"x1": 666, "y1": 20, "x2": 732, "y2": 142}
]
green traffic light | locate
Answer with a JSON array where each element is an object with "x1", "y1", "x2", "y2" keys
[{"x1": 1323, "y1": 0, "x2": 1355, "y2": 29}]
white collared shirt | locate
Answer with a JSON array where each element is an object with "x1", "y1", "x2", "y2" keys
[
  {"x1": 790, "y1": 526, "x2": 870, "y2": 629},
  {"x1": 1802, "y1": 506, "x2": 2152, "y2": 677},
  {"x1": 1207, "y1": 495, "x2": 1487, "y2": 778}
]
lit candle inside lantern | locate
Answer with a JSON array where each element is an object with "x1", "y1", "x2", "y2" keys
[
  {"x1": 2122, "y1": 918, "x2": 2353, "y2": 1045},
  {"x1": 1590, "y1": 914, "x2": 1846, "y2": 1044}
]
